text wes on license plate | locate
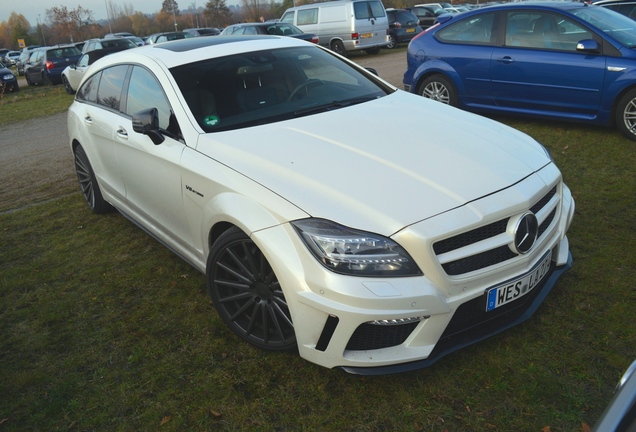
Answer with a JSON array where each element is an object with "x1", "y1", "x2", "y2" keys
[{"x1": 486, "y1": 250, "x2": 552, "y2": 311}]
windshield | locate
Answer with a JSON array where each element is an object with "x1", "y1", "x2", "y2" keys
[
  {"x1": 171, "y1": 46, "x2": 391, "y2": 132},
  {"x1": 574, "y1": 5, "x2": 636, "y2": 47}
]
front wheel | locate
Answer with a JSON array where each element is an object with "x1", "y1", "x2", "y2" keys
[
  {"x1": 206, "y1": 227, "x2": 296, "y2": 352},
  {"x1": 417, "y1": 74, "x2": 458, "y2": 107},
  {"x1": 615, "y1": 89, "x2": 636, "y2": 141},
  {"x1": 73, "y1": 145, "x2": 113, "y2": 214}
]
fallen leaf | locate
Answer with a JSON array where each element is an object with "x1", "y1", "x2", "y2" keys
[
  {"x1": 210, "y1": 409, "x2": 222, "y2": 418},
  {"x1": 160, "y1": 416, "x2": 172, "y2": 426},
  {"x1": 541, "y1": 427, "x2": 551, "y2": 432},
  {"x1": 581, "y1": 423, "x2": 592, "y2": 432}
]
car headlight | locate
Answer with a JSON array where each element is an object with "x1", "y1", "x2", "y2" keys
[
  {"x1": 1, "y1": 73, "x2": 14, "y2": 80},
  {"x1": 292, "y1": 218, "x2": 423, "y2": 277}
]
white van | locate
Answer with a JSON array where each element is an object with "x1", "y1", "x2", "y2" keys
[{"x1": 280, "y1": 0, "x2": 389, "y2": 56}]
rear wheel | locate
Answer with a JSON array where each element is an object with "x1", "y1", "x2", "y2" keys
[
  {"x1": 417, "y1": 74, "x2": 458, "y2": 106},
  {"x1": 365, "y1": 47, "x2": 381, "y2": 55},
  {"x1": 25, "y1": 73, "x2": 34, "y2": 86},
  {"x1": 62, "y1": 75, "x2": 75, "y2": 94},
  {"x1": 206, "y1": 227, "x2": 296, "y2": 352},
  {"x1": 386, "y1": 34, "x2": 397, "y2": 49},
  {"x1": 615, "y1": 88, "x2": 636, "y2": 141},
  {"x1": 331, "y1": 40, "x2": 347, "y2": 56}
]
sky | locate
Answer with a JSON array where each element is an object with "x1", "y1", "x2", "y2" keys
[{"x1": 1, "y1": 0, "x2": 177, "y2": 27}]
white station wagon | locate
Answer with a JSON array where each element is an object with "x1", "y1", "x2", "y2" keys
[{"x1": 68, "y1": 36, "x2": 574, "y2": 374}]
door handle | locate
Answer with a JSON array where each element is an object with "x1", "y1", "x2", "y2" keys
[
  {"x1": 116, "y1": 128, "x2": 129, "y2": 139},
  {"x1": 497, "y1": 56, "x2": 515, "y2": 64}
]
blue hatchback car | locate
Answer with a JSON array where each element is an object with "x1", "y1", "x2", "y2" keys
[{"x1": 403, "y1": 1, "x2": 636, "y2": 140}]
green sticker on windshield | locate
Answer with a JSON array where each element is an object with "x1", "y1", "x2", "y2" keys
[{"x1": 204, "y1": 115, "x2": 219, "y2": 126}]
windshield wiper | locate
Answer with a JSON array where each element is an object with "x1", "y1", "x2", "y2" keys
[{"x1": 293, "y1": 96, "x2": 378, "y2": 116}]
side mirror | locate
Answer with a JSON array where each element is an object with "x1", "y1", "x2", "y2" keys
[
  {"x1": 576, "y1": 39, "x2": 600, "y2": 53},
  {"x1": 132, "y1": 108, "x2": 165, "y2": 145},
  {"x1": 366, "y1": 67, "x2": 379, "y2": 76}
]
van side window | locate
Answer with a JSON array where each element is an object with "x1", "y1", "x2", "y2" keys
[{"x1": 298, "y1": 8, "x2": 318, "y2": 25}]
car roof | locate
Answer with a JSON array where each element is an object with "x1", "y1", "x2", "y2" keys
[{"x1": 88, "y1": 35, "x2": 313, "y2": 70}]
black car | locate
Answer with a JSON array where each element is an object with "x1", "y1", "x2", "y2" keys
[
  {"x1": 184, "y1": 27, "x2": 222, "y2": 37},
  {"x1": 0, "y1": 62, "x2": 18, "y2": 93},
  {"x1": 408, "y1": 4, "x2": 444, "y2": 29},
  {"x1": 220, "y1": 22, "x2": 319, "y2": 44},
  {"x1": 25, "y1": 45, "x2": 82, "y2": 86},
  {"x1": 386, "y1": 8, "x2": 423, "y2": 49}
]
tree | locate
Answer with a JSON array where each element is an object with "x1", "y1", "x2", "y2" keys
[
  {"x1": 162, "y1": 0, "x2": 180, "y2": 16},
  {"x1": 5, "y1": 13, "x2": 32, "y2": 48},
  {"x1": 46, "y1": 5, "x2": 94, "y2": 43},
  {"x1": 204, "y1": 0, "x2": 232, "y2": 27},
  {"x1": 131, "y1": 11, "x2": 157, "y2": 36},
  {"x1": 241, "y1": 0, "x2": 269, "y2": 22}
]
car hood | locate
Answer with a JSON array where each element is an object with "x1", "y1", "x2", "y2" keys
[{"x1": 195, "y1": 91, "x2": 551, "y2": 234}]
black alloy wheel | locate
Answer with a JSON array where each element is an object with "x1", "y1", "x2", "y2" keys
[
  {"x1": 73, "y1": 145, "x2": 113, "y2": 214},
  {"x1": 207, "y1": 227, "x2": 296, "y2": 352}
]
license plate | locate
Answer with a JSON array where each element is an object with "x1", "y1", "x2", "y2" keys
[
  {"x1": 406, "y1": 28, "x2": 415, "y2": 33},
  {"x1": 486, "y1": 250, "x2": 552, "y2": 311},
  {"x1": 361, "y1": 33, "x2": 373, "y2": 39}
]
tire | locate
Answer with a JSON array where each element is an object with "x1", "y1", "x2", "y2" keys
[
  {"x1": 62, "y1": 75, "x2": 75, "y2": 94},
  {"x1": 25, "y1": 73, "x2": 34, "y2": 86},
  {"x1": 365, "y1": 47, "x2": 381, "y2": 55},
  {"x1": 331, "y1": 40, "x2": 347, "y2": 57},
  {"x1": 73, "y1": 145, "x2": 113, "y2": 214},
  {"x1": 615, "y1": 88, "x2": 636, "y2": 141},
  {"x1": 417, "y1": 74, "x2": 458, "y2": 107},
  {"x1": 386, "y1": 34, "x2": 397, "y2": 49},
  {"x1": 206, "y1": 227, "x2": 296, "y2": 352}
]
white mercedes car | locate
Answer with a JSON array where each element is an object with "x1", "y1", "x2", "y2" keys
[{"x1": 67, "y1": 36, "x2": 574, "y2": 374}]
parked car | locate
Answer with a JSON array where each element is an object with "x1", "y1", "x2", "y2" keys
[
  {"x1": 81, "y1": 38, "x2": 137, "y2": 54},
  {"x1": 25, "y1": 45, "x2": 82, "y2": 86},
  {"x1": 220, "y1": 22, "x2": 319, "y2": 43},
  {"x1": 68, "y1": 36, "x2": 574, "y2": 373},
  {"x1": 16, "y1": 46, "x2": 41, "y2": 76},
  {"x1": 146, "y1": 31, "x2": 193, "y2": 45},
  {"x1": 61, "y1": 47, "x2": 132, "y2": 94},
  {"x1": 386, "y1": 8, "x2": 423, "y2": 49},
  {"x1": 404, "y1": 2, "x2": 636, "y2": 141},
  {"x1": 408, "y1": 4, "x2": 445, "y2": 28},
  {"x1": 184, "y1": 27, "x2": 221, "y2": 37},
  {"x1": 4, "y1": 51, "x2": 21, "y2": 66},
  {"x1": 0, "y1": 62, "x2": 18, "y2": 93},
  {"x1": 593, "y1": 360, "x2": 636, "y2": 431},
  {"x1": 280, "y1": 0, "x2": 390, "y2": 55},
  {"x1": 594, "y1": 0, "x2": 636, "y2": 20}
]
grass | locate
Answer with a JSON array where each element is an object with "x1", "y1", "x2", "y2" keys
[
  {"x1": 0, "y1": 79, "x2": 73, "y2": 126},
  {"x1": 1, "y1": 81, "x2": 635, "y2": 431}
]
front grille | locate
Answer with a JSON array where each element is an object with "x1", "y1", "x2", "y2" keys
[
  {"x1": 346, "y1": 322, "x2": 419, "y2": 351},
  {"x1": 434, "y1": 186, "x2": 558, "y2": 276}
]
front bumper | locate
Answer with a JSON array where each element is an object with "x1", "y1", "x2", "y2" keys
[{"x1": 252, "y1": 166, "x2": 575, "y2": 374}]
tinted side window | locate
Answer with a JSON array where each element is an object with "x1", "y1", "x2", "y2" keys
[
  {"x1": 436, "y1": 12, "x2": 495, "y2": 44},
  {"x1": 126, "y1": 66, "x2": 172, "y2": 130},
  {"x1": 76, "y1": 73, "x2": 101, "y2": 102},
  {"x1": 505, "y1": 12, "x2": 593, "y2": 51},
  {"x1": 97, "y1": 65, "x2": 128, "y2": 111}
]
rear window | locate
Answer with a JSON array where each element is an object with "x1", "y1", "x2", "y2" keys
[{"x1": 354, "y1": 1, "x2": 386, "y2": 19}]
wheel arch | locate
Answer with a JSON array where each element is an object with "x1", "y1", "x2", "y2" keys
[
  {"x1": 610, "y1": 83, "x2": 636, "y2": 127},
  {"x1": 411, "y1": 60, "x2": 462, "y2": 95}
]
